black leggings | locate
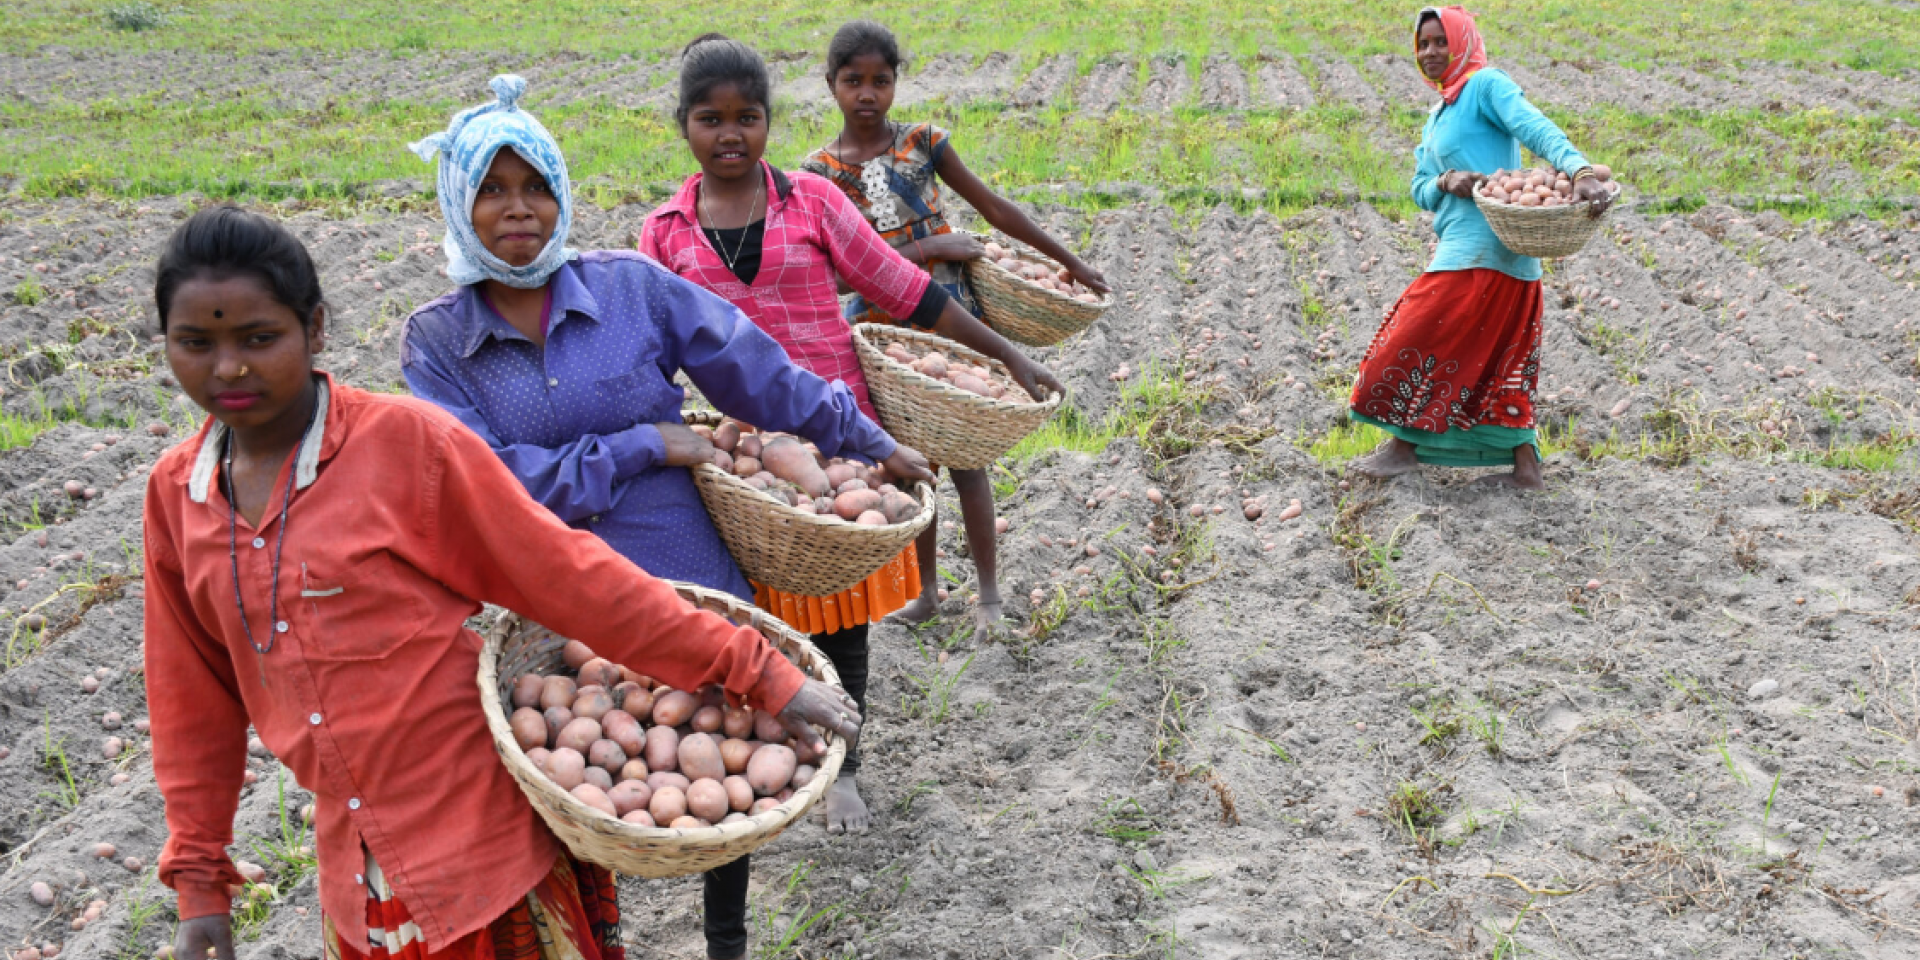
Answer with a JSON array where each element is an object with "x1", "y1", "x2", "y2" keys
[{"x1": 702, "y1": 623, "x2": 869, "y2": 958}]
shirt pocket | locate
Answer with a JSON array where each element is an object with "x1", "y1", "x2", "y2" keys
[
  {"x1": 595, "y1": 366, "x2": 682, "y2": 424},
  {"x1": 294, "y1": 551, "x2": 431, "y2": 661}
]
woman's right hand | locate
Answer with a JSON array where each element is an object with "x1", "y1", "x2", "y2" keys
[
  {"x1": 775, "y1": 678, "x2": 863, "y2": 754},
  {"x1": 655, "y1": 422, "x2": 717, "y2": 467},
  {"x1": 924, "y1": 233, "x2": 985, "y2": 262},
  {"x1": 1006, "y1": 354, "x2": 1065, "y2": 403},
  {"x1": 176, "y1": 913, "x2": 236, "y2": 960},
  {"x1": 880, "y1": 444, "x2": 934, "y2": 485}
]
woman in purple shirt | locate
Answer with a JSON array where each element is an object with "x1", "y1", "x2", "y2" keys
[{"x1": 400, "y1": 76, "x2": 927, "y2": 960}]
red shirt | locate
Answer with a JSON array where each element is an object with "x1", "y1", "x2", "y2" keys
[
  {"x1": 142, "y1": 374, "x2": 806, "y2": 951},
  {"x1": 637, "y1": 162, "x2": 931, "y2": 423}
]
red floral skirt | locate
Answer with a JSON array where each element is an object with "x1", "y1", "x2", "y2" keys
[
  {"x1": 322, "y1": 852, "x2": 624, "y2": 960},
  {"x1": 1349, "y1": 268, "x2": 1543, "y2": 435}
]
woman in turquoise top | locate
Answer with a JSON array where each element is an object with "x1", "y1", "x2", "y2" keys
[{"x1": 1349, "y1": 5, "x2": 1614, "y2": 488}]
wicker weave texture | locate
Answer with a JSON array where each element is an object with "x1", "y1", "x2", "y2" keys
[
  {"x1": 1473, "y1": 184, "x2": 1616, "y2": 259},
  {"x1": 851, "y1": 324, "x2": 1060, "y2": 470},
  {"x1": 479, "y1": 583, "x2": 845, "y2": 879},
  {"x1": 679, "y1": 410, "x2": 934, "y2": 598},
  {"x1": 965, "y1": 239, "x2": 1110, "y2": 347}
]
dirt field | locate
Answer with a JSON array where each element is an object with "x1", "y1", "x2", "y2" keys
[{"x1": 1, "y1": 31, "x2": 1918, "y2": 960}]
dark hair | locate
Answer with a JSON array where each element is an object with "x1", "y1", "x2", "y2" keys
[
  {"x1": 674, "y1": 33, "x2": 773, "y2": 129},
  {"x1": 825, "y1": 20, "x2": 903, "y2": 82},
  {"x1": 154, "y1": 206, "x2": 324, "y2": 332}
]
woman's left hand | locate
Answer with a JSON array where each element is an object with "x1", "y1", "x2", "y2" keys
[
  {"x1": 1066, "y1": 259, "x2": 1111, "y2": 296},
  {"x1": 655, "y1": 422, "x2": 717, "y2": 467},
  {"x1": 1007, "y1": 355, "x2": 1065, "y2": 403},
  {"x1": 776, "y1": 678, "x2": 863, "y2": 754},
  {"x1": 880, "y1": 444, "x2": 934, "y2": 485},
  {"x1": 1573, "y1": 177, "x2": 1616, "y2": 219}
]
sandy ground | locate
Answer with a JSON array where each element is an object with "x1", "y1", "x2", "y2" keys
[{"x1": 0, "y1": 45, "x2": 1916, "y2": 960}]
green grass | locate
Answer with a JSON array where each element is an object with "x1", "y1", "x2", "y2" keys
[{"x1": 1304, "y1": 419, "x2": 1385, "y2": 466}]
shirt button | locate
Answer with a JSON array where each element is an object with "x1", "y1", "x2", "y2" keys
[
  {"x1": 355, "y1": 873, "x2": 365, "y2": 885},
  {"x1": 252, "y1": 537, "x2": 266, "y2": 549},
  {"x1": 276, "y1": 621, "x2": 289, "y2": 633},
  {"x1": 548, "y1": 378, "x2": 558, "y2": 387},
  {"x1": 591, "y1": 515, "x2": 601, "y2": 524},
  {"x1": 348, "y1": 798, "x2": 361, "y2": 810},
  {"x1": 309, "y1": 713, "x2": 322, "y2": 725}
]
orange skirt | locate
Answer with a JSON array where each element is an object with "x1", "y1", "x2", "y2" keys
[{"x1": 752, "y1": 543, "x2": 920, "y2": 635}]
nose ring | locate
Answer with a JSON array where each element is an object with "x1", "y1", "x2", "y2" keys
[{"x1": 235, "y1": 365, "x2": 250, "y2": 378}]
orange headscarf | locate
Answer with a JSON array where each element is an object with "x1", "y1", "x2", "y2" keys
[{"x1": 1416, "y1": 6, "x2": 1487, "y2": 104}]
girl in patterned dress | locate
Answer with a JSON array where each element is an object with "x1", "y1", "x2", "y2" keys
[{"x1": 801, "y1": 20, "x2": 1108, "y2": 628}]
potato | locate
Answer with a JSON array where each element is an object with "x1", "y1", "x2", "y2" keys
[
  {"x1": 620, "y1": 810, "x2": 657, "y2": 828},
  {"x1": 539, "y1": 676, "x2": 577, "y2": 711},
  {"x1": 613, "y1": 683, "x2": 653, "y2": 719},
  {"x1": 836, "y1": 478, "x2": 869, "y2": 496},
  {"x1": 791, "y1": 735, "x2": 824, "y2": 765},
  {"x1": 556, "y1": 717, "x2": 602, "y2": 754},
  {"x1": 917, "y1": 353, "x2": 949, "y2": 378},
  {"x1": 750, "y1": 797, "x2": 782, "y2": 815},
  {"x1": 602, "y1": 710, "x2": 647, "y2": 757},
  {"x1": 578, "y1": 658, "x2": 621, "y2": 692},
  {"x1": 670, "y1": 816, "x2": 708, "y2": 829},
  {"x1": 542, "y1": 707, "x2": 573, "y2": 749},
  {"x1": 760, "y1": 437, "x2": 832, "y2": 497},
  {"x1": 1590, "y1": 163, "x2": 1612, "y2": 181},
  {"x1": 648, "y1": 786, "x2": 687, "y2": 824},
  {"x1": 746, "y1": 744, "x2": 797, "y2": 796},
  {"x1": 719, "y1": 737, "x2": 755, "y2": 774},
  {"x1": 791, "y1": 764, "x2": 818, "y2": 790},
  {"x1": 732, "y1": 456, "x2": 762, "y2": 478},
  {"x1": 723, "y1": 774, "x2": 755, "y2": 811},
  {"x1": 509, "y1": 708, "x2": 547, "y2": 752},
  {"x1": 678, "y1": 732, "x2": 726, "y2": 782},
  {"x1": 824, "y1": 463, "x2": 856, "y2": 490},
  {"x1": 652, "y1": 689, "x2": 698, "y2": 728},
  {"x1": 510, "y1": 674, "x2": 545, "y2": 709},
  {"x1": 646, "y1": 770, "x2": 691, "y2": 794},
  {"x1": 721, "y1": 812, "x2": 747, "y2": 825},
  {"x1": 582, "y1": 766, "x2": 613, "y2": 792},
  {"x1": 856, "y1": 510, "x2": 888, "y2": 526},
  {"x1": 608, "y1": 779, "x2": 653, "y2": 817},
  {"x1": 949, "y1": 372, "x2": 992, "y2": 397},
  {"x1": 546, "y1": 748, "x2": 587, "y2": 791},
  {"x1": 775, "y1": 788, "x2": 795, "y2": 802},
  {"x1": 711, "y1": 449, "x2": 734, "y2": 472},
  {"x1": 686, "y1": 778, "x2": 729, "y2": 822},
  {"x1": 711, "y1": 421, "x2": 740, "y2": 453},
  {"x1": 735, "y1": 434, "x2": 763, "y2": 459},
  {"x1": 644, "y1": 725, "x2": 680, "y2": 771},
  {"x1": 721, "y1": 706, "x2": 752, "y2": 741},
  {"x1": 571, "y1": 688, "x2": 613, "y2": 722},
  {"x1": 814, "y1": 496, "x2": 836, "y2": 514},
  {"x1": 754, "y1": 711, "x2": 788, "y2": 742},
  {"x1": 561, "y1": 640, "x2": 596, "y2": 671},
  {"x1": 834, "y1": 489, "x2": 882, "y2": 521},
  {"x1": 689, "y1": 424, "x2": 713, "y2": 440},
  {"x1": 619, "y1": 758, "x2": 650, "y2": 782},
  {"x1": 570, "y1": 783, "x2": 618, "y2": 818},
  {"x1": 879, "y1": 490, "x2": 919, "y2": 524},
  {"x1": 526, "y1": 747, "x2": 552, "y2": 772},
  {"x1": 690, "y1": 705, "x2": 724, "y2": 735},
  {"x1": 588, "y1": 739, "x2": 627, "y2": 775}
]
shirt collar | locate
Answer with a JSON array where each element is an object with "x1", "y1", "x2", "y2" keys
[
  {"x1": 188, "y1": 372, "x2": 340, "y2": 504},
  {"x1": 658, "y1": 162, "x2": 793, "y2": 225},
  {"x1": 454, "y1": 260, "x2": 601, "y2": 358}
]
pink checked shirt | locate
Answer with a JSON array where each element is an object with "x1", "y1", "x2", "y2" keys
[{"x1": 638, "y1": 163, "x2": 931, "y2": 422}]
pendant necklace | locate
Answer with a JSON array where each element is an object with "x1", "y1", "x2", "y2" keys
[
  {"x1": 223, "y1": 406, "x2": 313, "y2": 655},
  {"x1": 700, "y1": 177, "x2": 764, "y2": 273}
]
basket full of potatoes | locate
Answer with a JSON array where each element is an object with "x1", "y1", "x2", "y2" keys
[
  {"x1": 682, "y1": 411, "x2": 934, "y2": 598},
  {"x1": 1473, "y1": 164, "x2": 1621, "y2": 259},
  {"x1": 479, "y1": 584, "x2": 845, "y2": 879},
  {"x1": 850, "y1": 324, "x2": 1061, "y2": 470},
  {"x1": 965, "y1": 237, "x2": 1111, "y2": 347}
]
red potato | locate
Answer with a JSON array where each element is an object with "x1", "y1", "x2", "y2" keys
[
  {"x1": 582, "y1": 766, "x2": 614, "y2": 792},
  {"x1": 648, "y1": 786, "x2": 688, "y2": 824},
  {"x1": 834, "y1": 489, "x2": 882, "y2": 521},
  {"x1": 879, "y1": 490, "x2": 920, "y2": 524},
  {"x1": 760, "y1": 437, "x2": 832, "y2": 497},
  {"x1": 690, "y1": 705, "x2": 724, "y2": 734},
  {"x1": 670, "y1": 816, "x2": 709, "y2": 829},
  {"x1": 561, "y1": 640, "x2": 596, "y2": 671},
  {"x1": 753, "y1": 711, "x2": 788, "y2": 742},
  {"x1": 775, "y1": 788, "x2": 795, "y2": 803},
  {"x1": 510, "y1": 674, "x2": 545, "y2": 709},
  {"x1": 546, "y1": 748, "x2": 587, "y2": 791},
  {"x1": 588, "y1": 739, "x2": 627, "y2": 775},
  {"x1": 732, "y1": 456, "x2": 761, "y2": 478},
  {"x1": 541, "y1": 707, "x2": 573, "y2": 749},
  {"x1": 856, "y1": 510, "x2": 888, "y2": 526},
  {"x1": 791, "y1": 764, "x2": 818, "y2": 790},
  {"x1": 644, "y1": 725, "x2": 680, "y2": 771},
  {"x1": 711, "y1": 421, "x2": 741, "y2": 453},
  {"x1": 719, "y1": 738, "x2": 755, "y2": 774},
  {"x1": 735, "y1": 434, "x2": 763, "y2": 459},
  {"x1": 686, "y1": 778, "x2": 729, "y2": 822},
  {"x1": 678, "y1": 732, "x2": 727, "y2": 782},
  {"x1": 721, "y1": 812, "x2": 747, "y2": 825},
  {"x1": 620, "y1": 810, "x2": 657, "y2": 828},
  {"x1": 526, "y1": 747, "x2": 552, "y2": 772},
  {"x1": 791, "y1": 735, "x2": 824, "y2": 766},
  {"x1": 836, "y1": 478, "x2": 869, "y2": 495},
  {"x1": 578, "y1": 658, "x2": 621, "y2": 691},
  {"x1": 824, "y1": 463, "x2": 857, "y2": 490},
  {"x1": 722, "y1": 706, "x2": 754, "y2": 740},
  {"x1": 608, "y1": 780, "x2": 652, "y2": 816},
  {"x1": 750, "y1": 797, "x2": 781, "y2": 815},
  {"x1": 646, "y1": 770, "x2": 692, "y2": 794},
  {"x1": 610, "y1": 680, "x2": 649, "y2": 714},
  {"x1": 723, "y1": 775, "x2": 755, "y2": 811},
  {"x1": 916, "y1": 353, "x2": 949, "y2": 378},
  {"x1": 746, "y1": 744, "x2": 797, "y2": 796},
  {"x1": 711, "y1": 449, "x2": 734, "y2": 472},
  {"x1": 538, "y1": 676, "x2": 577, "y2": 711},
  {"x1": 618, "y1": 758, "x2": 649, "y2": 782},
  {"x1": 556, "y1": 717, "x2": 602, "y2": 754},
  {"x1": 602, "y1": 710, "x2": 646, "y2": 757},
  {"x1": 652, "y1": 690, "x2": 698, "y2": 727},
  {"x1": 509, "y1": 708, "x2": 546, "y2": 752},
  {"x1": 689, "y1": 424, "x2": 713, "y2": 441},
  {"x1": 571, "y1": 688, "x2": 613, "y2": 722}
]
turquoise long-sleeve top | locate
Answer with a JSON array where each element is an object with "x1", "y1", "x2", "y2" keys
[{"x1": 1412, "y1": 68, "x2": 1589, "y2": 282}]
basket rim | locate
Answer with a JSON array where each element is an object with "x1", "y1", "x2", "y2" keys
[
  {"x1": 679, "y1": 408, "x2": 936, "y2": 533},
  {"x1": 969, "y1": 238, "x2": 1115, "y2": 310},
  {"x1": 1472, "y1": 180, "x2": 1622, "y2": 217},
  {"x1": 852, "y1": 323, "x2": 1064, "y2": 412},
  {"x1": 478, "y1": 582, "x2": 847, "y2": 850}
]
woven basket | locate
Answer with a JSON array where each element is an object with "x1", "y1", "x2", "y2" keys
[
  {"x1": 851, "y1": 324, "x2": 1061, "y2": 470},
  {"x1": 964, "y1": 236, "x2": 1111, "y2": 347},
  {"x1": 681, "y1": 410, "x2": 934, "y2": 598},
  {"x1": 479, "y1": 582, "x2": 845, "y2": 879},
  {"x1": 1474, "y1": 182, "x2": 1619, "y2": 259}
]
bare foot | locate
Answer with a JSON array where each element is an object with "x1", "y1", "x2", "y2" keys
[
  {"x1": 973, "y1": 600, "x2": 1009, "y2": 636},
  {"x1": 1349, "y1": 438, "x2": 1420, "y2": 479},
  {"x1": 1473, "y1": 471, "x2": 1545, "y2": 490},
  {"x1": 825, "y1": 776, "x2": 870, "y2": 834},
  {"x1": 891, "y1": 594, "x2": 939, "y2": 624}
]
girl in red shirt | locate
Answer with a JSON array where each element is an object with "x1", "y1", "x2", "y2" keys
[{"x1": 145, "y1": 206, "x2": 860, "y2": 960}]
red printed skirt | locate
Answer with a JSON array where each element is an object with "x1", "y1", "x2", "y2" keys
[
  {"x1": 1349, "y1": 268, "x2": 1542, "y2": 444},
  {"x1": 322, "y1": 852, "x2": 624, "y2": 960}
]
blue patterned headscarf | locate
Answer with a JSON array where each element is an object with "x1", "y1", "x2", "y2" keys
[{"x1": 408, "y1": 74, "x2": 577, "y2": 288}]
